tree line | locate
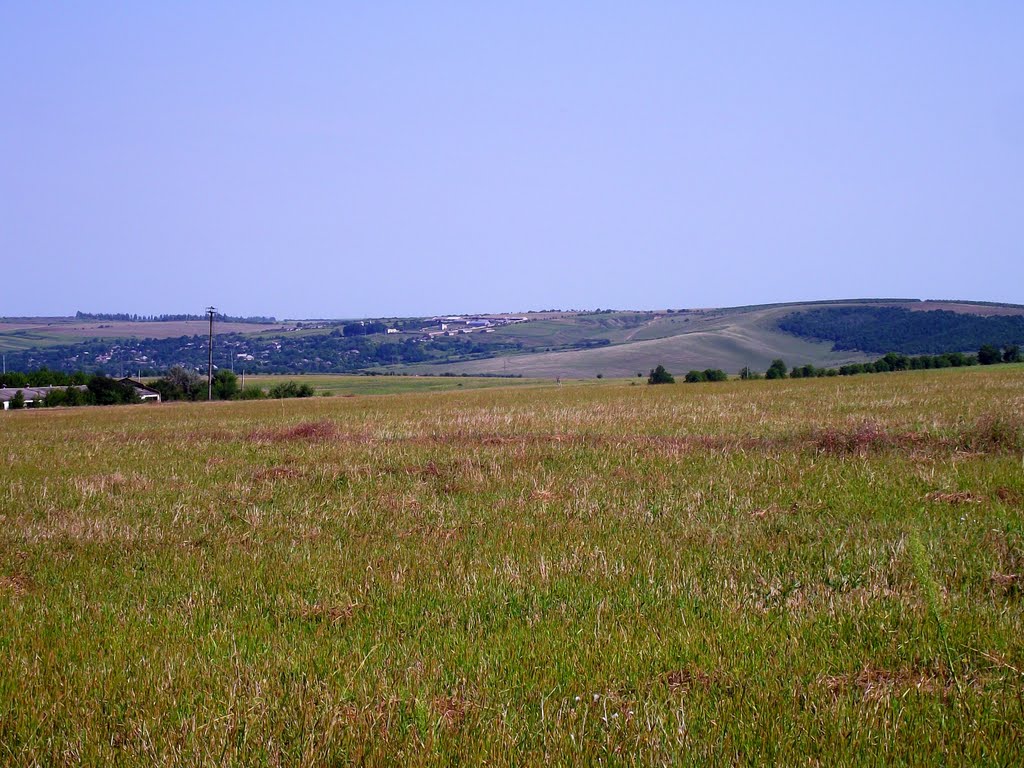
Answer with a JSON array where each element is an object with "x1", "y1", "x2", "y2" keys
[
  {"x1": 75, "y1": 311, "x2": 278, "y2": 323},
  {"x1": 648, "y1": 343, "x2": 1022, "y2": 385},
  {"x1": 3, "y1": 374, "x2": 142, "y2": 409}
]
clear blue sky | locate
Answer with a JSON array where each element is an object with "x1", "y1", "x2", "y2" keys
[{"x1": 3, "y1": 3, "x2": 1022, "y2": 319}]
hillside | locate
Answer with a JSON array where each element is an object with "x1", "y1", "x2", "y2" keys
[
  {"x1": 397, "y1": 299, "x2": 1024, "y2": 378},
  {"x1": 3, "y1": 299, "x2": 1022, "y2": 378}
]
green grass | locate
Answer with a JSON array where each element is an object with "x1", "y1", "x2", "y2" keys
[
  {"x1": 2, "y1": 367, "x2": 1023, "y2": 764},
  {"x1": 242, "y1": 374, "x2": 552, "y2": 396}
]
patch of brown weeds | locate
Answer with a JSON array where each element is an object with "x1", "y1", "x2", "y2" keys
[
  {"x1": 991, "y1": 573, "x2": 1020, "y2": 596},
  {"x1": 821, "y1": 664, "x2": 953, "y2": 702},
  {"x1": 296, "y1": 602, "x2": 359, "y2": 625},
  {"x1": 382, "y1": 494, "x2": 422, "y2": 513},
  {"x1": 72, "y1": 472, "x2": 151, "y2": 497},
  {"x1": 960, "y1": 414, "x2": 1024, "y2": 453},
  {"x1": 925, "y1": 490, "x2": 983, "y2": 504},
  {"x1": 996, "y1": 487, "x2": 1022, "y2": 506},
  {"x1": 248, "y1": 420, "x2": 339, "y2": 443},
  {"x1": 663, "y1": 666, "x2": 714, "y2": 694},
  {"x1": 406, "y1": 461, "x2": 443, "y2": 477},
  {"x1": 252, "y1": 466, "x2": 304, "y2": 482},
  {"x1": 811, "y1": 422, "x2": 925, "y2": 455},
  {"x1": 749, "y1": 503, "x2": 792, "y2": 519},
  {"x1": 432, "y1": 695, "x2": 469, "y2": 728},
  {"x1": 0, "y1": 574, "x2": 34, "y2": 597}
]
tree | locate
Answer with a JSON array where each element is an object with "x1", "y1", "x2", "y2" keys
[
  {"x1": 152, "y1": 366, "x2": 203, "y2": 401},
  {"x1": 87, "y1": 375, "x2": 140, "y2": 405},
  {"x1": 684, "y1": 370, "x2": 705, "y2": 383},
  {"x1": 702, "y1": 368, "x2": 728, "y2": 382},
  {"x1": 766, "y1": 359, "x2": 788, "y2": 379},
  {"x1": 978, "y1": 344, "x2": 1002, "y2": 365},
  {"x1": 212, "y1": 370, "x2": 239, "y2": 400},
  {"x1": 1003, "y1": 344, "x2": 1022, "y2": 363},
  {"x1": 9, "y1": 390, "x2": 25, "y2": 409},
  {"x1": 648, "y1": 365, "x2": 675, "y2": 384}
]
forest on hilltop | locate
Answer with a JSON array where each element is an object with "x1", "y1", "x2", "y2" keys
[{"x1": 777, "y1": 306, "x2": 1024, "y2": 354}]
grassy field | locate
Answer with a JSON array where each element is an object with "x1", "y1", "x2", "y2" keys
[
  {"x1": 0, "y1": 319, "x2": 292, "y2": 353},
  {"x1": 241, "y1": 374, "x2": 552, "y2": 396},
  {"x1": 2, "y1": 367, "x2": 1023, "y2": 764}
]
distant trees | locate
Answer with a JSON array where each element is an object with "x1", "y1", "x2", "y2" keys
[
  {"x1": 648, "y1": 365, "x2": 675, "y2": 384},
  {"x1": 778, "y1": 306, "x2": 1024, "y2": 354},
  {"x1": 75, "y1": 311, "x2": 276, "y2": 323},
  {"x1": 87, "y1": 376, "x2": 140, "y2": 405},
  {"x1": 685, "y1": 369, "x2": 727, "y2": 383},
  {"x1": 739, "y1": 367, "x2": 761, "y2": 380},
  {"x1": 268, "y1": 381, "x2": 315, "y2": 398},
  {"x1": 1004, "y1": 344, "x2": 1022, "y2": 363},
  {"x1": 212, "y1": 370, "x2": 239, "y2": 400},
  {"x1": 343, "y1": 321, "x2": 387, "y2": 337},
  {"x1": 978, "y1": 344, "x2": 1003, "y2": 365},
  {"x1": 766, "y1": 359, "x2": 788, "y2": 379},
  {"x1": 151, "y1": 366, "x2": 204, "y2": 401}
]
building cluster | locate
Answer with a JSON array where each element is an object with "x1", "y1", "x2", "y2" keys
[
  {"x1": 0, "y1": 378, "x2": 161, "y2": 410},
  {"x1": 421, "y1": 316, "x2": 528, "y2": 338}
]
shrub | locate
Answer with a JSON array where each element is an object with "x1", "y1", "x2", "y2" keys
[
  {"x1": 766, "y1": 359, "x2": 788, "y2": 379},
  {"x1": 648, "y1": 365, "x2": 675, "y2": 384},
  {"x1": 684, "y1": 370, "x2": 706, "y2": 383},
  {"x1": 238, "y1": 385, "x2": 267, "y2": 400},
  {"x1": 979, "y1": 344, "x2": 1002, "y2": 365},
  {"x1": 268, "y1": 381, "x2": 316, "y2": 399}
]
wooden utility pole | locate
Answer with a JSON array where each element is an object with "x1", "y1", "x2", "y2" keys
[{"x1": 207, "y1": 306, "x2": 216, "y2": 400}]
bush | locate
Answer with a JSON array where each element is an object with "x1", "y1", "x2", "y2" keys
[
  {"x1": 703, "y1": 369, "x2": 728, "y2": 382},
  {"x1": 212, "y1": 370, "x2": 239, "y2": 400},
  {"x1": 9, "y1": 390, "x2": 25, "y2": 409},
  {"x1": 238, "y1": 385, "x2": 267, "y2": 400},
  {"x1": 684, "y1": 370, "x2": 705, "y2": 383},
  {"x1": 979, "y1": 344, "x2": 1002, "y2": 365},
  {"x1": 739, "y1": 367, "x2": 761, "y2": 380},
  {"x1": 766, "y1": 359, "x2": 788, "y2": 379},
  {"x1": 648, "y1": 365, "x2": 675, "y2": 384},
  {"x1": 268, "y1": 381, "x2": 316, "y2": 399}
]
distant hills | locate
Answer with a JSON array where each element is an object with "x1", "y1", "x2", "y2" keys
[{"x1": 1, "y1": 299, "x2": 1022, "y2": 378}]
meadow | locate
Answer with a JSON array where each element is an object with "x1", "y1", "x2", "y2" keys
[
  {"x1": 241, "y1": 374, "x2": 551, "y2": 397},
  {"x1": 1, "y1": 367, "x2": 1023, "y2": 764}
]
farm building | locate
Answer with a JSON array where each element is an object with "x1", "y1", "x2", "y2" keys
[
  {"x1": 1, "y1": 379, "x2": 161, "y2": 410},
  {"x1": 0, "y1": 387, "x2": 67, "y2": 410},
  {"x1": 117, "y1": 378, "x2": 162, "y2": 402}
]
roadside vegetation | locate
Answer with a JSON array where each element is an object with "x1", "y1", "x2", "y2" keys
[{"x1": 1, "y1": 366, "x2": 1023, "y2": 763}]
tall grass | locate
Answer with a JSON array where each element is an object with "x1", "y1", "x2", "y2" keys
[{"x1": 1, "y1": 367, "x2": 1022, "y2": 764}]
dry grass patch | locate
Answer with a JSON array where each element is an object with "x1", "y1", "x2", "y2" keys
[{"x1": 0, "y1": 573, "x2": 34, "y2": 597}]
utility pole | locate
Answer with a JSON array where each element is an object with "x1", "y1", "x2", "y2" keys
[{"x1": 207, "y1": 306, "x2": 216, "y2": 401}]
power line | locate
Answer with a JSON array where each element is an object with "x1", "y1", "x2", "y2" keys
[{"x1": 206, "y1": 306, "x2": 216, "y2": 401}]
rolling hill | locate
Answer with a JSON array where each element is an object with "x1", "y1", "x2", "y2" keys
[
  {"x1": 395, "y1": 299, "x2": 1024, "y2": 378},
  {"x1": 3, "y1": 299, "x2": 1022, "y2": 378}
]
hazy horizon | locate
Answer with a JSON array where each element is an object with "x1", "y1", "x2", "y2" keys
[{"x1": 4, "y1": 4, "x2": 1022, "y2": 318}]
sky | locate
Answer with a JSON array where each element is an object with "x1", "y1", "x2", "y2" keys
[{"x1": 2, "y1": 3, "x2": 1022, "y2": 319}]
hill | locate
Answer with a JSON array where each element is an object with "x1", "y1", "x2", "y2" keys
[
  {"x1": 396, "y1": 299, "x2": 1024, "y2": 378},
  {"x1": 3, "y1": 299, "x2": 1022, "y2": 378}
]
